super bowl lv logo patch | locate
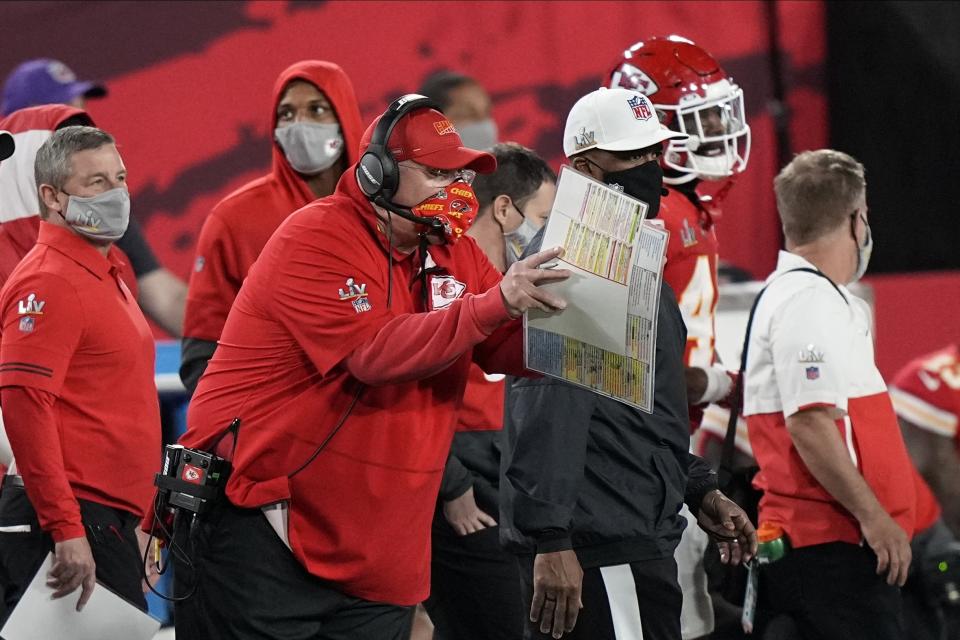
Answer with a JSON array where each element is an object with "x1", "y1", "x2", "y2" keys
[
  {"x1": 574, "y1": 127, "x2": 596, "y2": 151},
  {"x1": 17, "y1": 293, "x2": 45, "y2": 315},
  {"x1": 338, "y1": 277, "x2": 372, "y2": 314}
]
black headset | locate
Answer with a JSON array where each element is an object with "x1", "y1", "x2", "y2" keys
[{"x1": 355, "y1": 93, "x2": 445, "y2": 229}]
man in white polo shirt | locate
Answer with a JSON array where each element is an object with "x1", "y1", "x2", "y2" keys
[{"x1": 742, "y1": 149, "x2": 916, "y2": 639}]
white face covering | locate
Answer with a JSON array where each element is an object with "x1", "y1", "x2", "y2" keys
[
  {"x1": 503, "y1": 202, "x2": 541, "y2": 266},
  {"x1": 274, "y1": 122, "x2": 344, "y2": 175},
  {"x1": 852, "y1": 216, "x2": 873, "y2": 283},
  {"x1": 60, "y1": 187, "x2": 130, "y2": 243},
  {"x1": 457, "y1": 119, "x2": 498, "y2": 151}
]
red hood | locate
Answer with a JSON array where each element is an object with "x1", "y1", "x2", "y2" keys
[
  {"x1": 0, "y1": 105, "x2": 93, "y2": 224},
  {"x1": 269, "y1": 60, "x2": 363, "y2": 205},
  {"x1": 0, "y1": 104, "x2": 89, "y2": 135},
  {"x1": 0, "y1": 105, "x2": 137, "y2": 295}
]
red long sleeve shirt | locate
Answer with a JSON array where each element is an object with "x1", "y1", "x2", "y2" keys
[
  {"x1": 180, "y1": 170, "x2": 526, "y2": 605},
  {"x1": 1, "y1": 386, "x2": 83, "y2": 540},
  {"x1": 0, "y1": 223, "x2": 160, "y2": 541}
]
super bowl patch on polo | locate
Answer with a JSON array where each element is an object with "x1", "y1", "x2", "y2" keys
[{"x1": 337, "y1": 277, "x2": 372, "y2": 314}]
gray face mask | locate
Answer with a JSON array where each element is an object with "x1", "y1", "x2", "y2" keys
[
  {"x1": 457, "y1": 119, "x2": 498, "y2": 151},
  {"x1": 504, "y1": 202, "x2": 541, "y2": 266},
  {"x1": 60, "y1": 187, "x2": 130, "y2": 243},
  {"x1": 274, "y1": 122, "x2": 344, "y2": 175},
  {"x1": 852, "y1": 216, "x2": 873, "y2": 283}
]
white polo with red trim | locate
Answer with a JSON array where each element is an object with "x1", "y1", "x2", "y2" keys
[{"x1": 742, "y1": 251, "x2": 915, "y2": 548}]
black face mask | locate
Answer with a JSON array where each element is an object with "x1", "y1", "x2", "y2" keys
[{"x1": 601, "y1": 161, "x2": 665, "y2": 218}]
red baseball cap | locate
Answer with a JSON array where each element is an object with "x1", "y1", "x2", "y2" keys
[{"x1": 360, "y1": 108, "x2": 496, "y2": 174}]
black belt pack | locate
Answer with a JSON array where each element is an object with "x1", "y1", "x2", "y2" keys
[{"x1": 153, "y1": 444, "x2": 231, "y2": 517}]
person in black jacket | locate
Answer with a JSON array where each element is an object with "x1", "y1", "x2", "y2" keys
[
  {"x1": 424, "y1": 143, "x2": 558, "y2": 640},
  {"x1": 499, "y1": 88, "x2": 757, "y2": 640}
]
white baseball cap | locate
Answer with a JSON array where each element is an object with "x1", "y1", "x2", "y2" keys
[
  {"x1": 563, "y1": 87, "x2": 688, "y2": 158},
  {"x1": 0, "y1": 130, "x2": 12, "y2": 161}
]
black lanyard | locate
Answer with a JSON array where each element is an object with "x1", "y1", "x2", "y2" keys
[{"x1": 718, "y1": 267, "x2": 848, "y2": 488}]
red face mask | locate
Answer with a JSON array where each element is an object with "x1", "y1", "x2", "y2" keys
[{"x1": 412, "y1": 180, "x2": 478, "y2": 244}]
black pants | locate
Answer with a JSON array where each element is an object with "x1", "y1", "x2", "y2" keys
[
  {"x1": 424, "y1": 511, "x2": 524, "y2": 640},
  {"x1": 0, "y1": 485, "x2": 147, "y2": 625},
  {"x1": 756, "y1": 541, "x2": 903, "y2": 640},
  {"x1": 172, "y1": 499, "x2": 414, "y2": 639},
  {"x1": 519, "y1": 554, "x2": 682, "y2": 640}
]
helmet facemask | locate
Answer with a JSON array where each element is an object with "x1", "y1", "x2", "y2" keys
[{"x1": 658, "y1": 79, "x2": 751, "y2": 184}]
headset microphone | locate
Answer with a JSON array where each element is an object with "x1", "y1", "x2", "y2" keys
[{"x1": 372, "y1": 195, "x2": 445, "y2": 231}]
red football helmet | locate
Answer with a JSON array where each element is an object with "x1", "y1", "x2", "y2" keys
[{"x1": 608, "y1": 35, "x2": 750, "y2": 184}]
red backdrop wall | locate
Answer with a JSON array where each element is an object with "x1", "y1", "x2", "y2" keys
[
  {"x1": 1, "y1": 0, "x2": 827, "y2": 280},
  {"x1": 5, "y1": 1, "x2": 955, "y2": 376}
]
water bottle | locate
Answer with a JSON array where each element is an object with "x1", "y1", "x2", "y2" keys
[
  {"x1": 756, "y1": 522, "x2": 789, "y2": 565},
  {"x1": 742, "y1": 522, "x2": 790, "y2": 633}
]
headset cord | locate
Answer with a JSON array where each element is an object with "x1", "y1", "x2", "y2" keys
[
  {"x1": 386, "y1": 209, "x2": 395, "y2": 309},
  {"x1": 418, "y1": 234, "x2": 430, "y2": 309},
  {"x1": 287, "y1": 382, "x2": 364, "y2": 479},
  {"x1": 141, "y1": 495, "x2": 198, "y2": 602}
]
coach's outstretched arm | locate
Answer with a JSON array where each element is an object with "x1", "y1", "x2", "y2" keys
[{"x1": 343, "y1": 247, "x2": 569, "y2": 385}]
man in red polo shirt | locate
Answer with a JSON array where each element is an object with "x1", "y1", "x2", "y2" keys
[
  {"x1": 173, "y1": 97, "x2": 569, "y2": 639},
  {"x1": 743, "y1": 149, "x2": 915, "y2": 638},
  {"x1": 0, "y1": 125, "x2": 160, "y2": 620}
]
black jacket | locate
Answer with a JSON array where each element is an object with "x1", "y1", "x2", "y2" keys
[
  {"x1": 438, "y1": 431, "x2": 503, "y2": 515},
  {"x1": 498, "y1": 231, "x2": 716, "y2": 568}
]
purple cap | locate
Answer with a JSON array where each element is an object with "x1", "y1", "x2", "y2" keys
[{"x1": 1, "y1": 59, "x2": 107, "y2": 115}]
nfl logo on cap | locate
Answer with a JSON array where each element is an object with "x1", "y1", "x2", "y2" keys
[
  {"x1": 806, "y1": 366, "x2": 820, "y2": 380},
  {"x1": 628, "y1": 95, "x2": 653, "y2": 121}
]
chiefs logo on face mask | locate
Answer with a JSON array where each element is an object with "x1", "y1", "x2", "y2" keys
[{"x1": 413, "y1": 180, "x2": 478, "y2": 244}]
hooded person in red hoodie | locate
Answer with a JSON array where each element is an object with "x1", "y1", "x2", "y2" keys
[
  {"x1": 179, "y1": 60, "x2": 363, "y2": 393},
  {"x1": 0, "y1": 105, "x2": 139, "y2": 293}
]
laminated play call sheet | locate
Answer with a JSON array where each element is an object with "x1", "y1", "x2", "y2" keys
[{"x1": 525, "y1": 166, "x2": 668, "y2": 412}]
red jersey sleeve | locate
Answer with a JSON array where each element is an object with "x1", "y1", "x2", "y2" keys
[
  {"x1": 1, "y1": 386, "x2": 84, "y2": 541},
  {"x1": 183, "y1": 214, "x2": 242, "y2": 341},
  {"x1": 0, "y1": 272, "x2": 83, "y2": 395},
  {"x1": 890, "y1": 349, "x2": 960, "y2": 440}
]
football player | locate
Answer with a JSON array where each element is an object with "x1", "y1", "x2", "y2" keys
[
  {"x1": 890, "y1": 344, "x2": 960, "y2": 536},
  {"x1": 608, "y1": 35, "x2": 750, "y2": 429}
]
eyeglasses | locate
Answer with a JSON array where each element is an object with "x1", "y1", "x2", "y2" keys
[{"x1": 399, "y1": 162, "x2": 476, "y2": 186}]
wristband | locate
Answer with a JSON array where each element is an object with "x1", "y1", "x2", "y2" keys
[{"x1": 700, "y1": 364, "x2": 734, "y2": 404}]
